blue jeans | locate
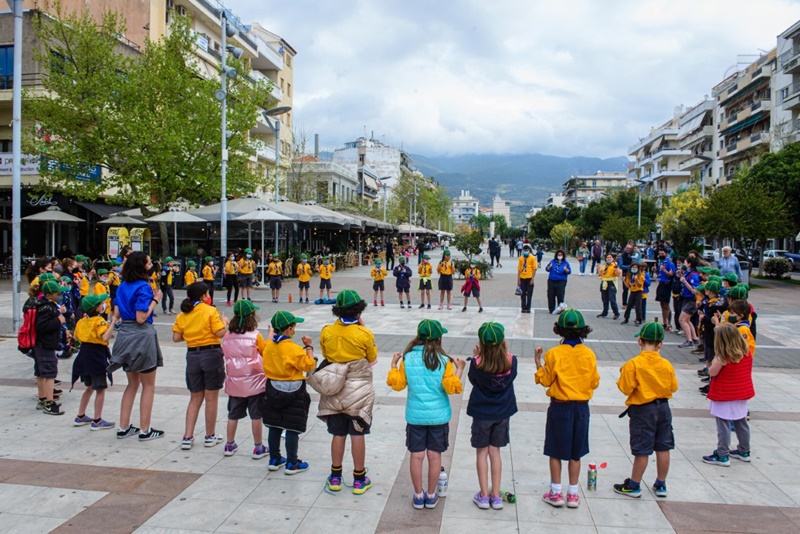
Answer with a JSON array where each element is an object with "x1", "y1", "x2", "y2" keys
[{"x1": 579, "y1": 258, "x2": 588, "y2": 274}]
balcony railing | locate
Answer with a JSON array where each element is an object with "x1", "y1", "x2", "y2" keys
[
  {"x1": 255, "y1": 144, "x2": 277, "y2": 161},
  {"x1": 0, "y1": 72, "x2": 43, "y2": 89}
]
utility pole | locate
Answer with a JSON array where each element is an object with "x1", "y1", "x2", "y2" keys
[{"x1": 8, "y1": 0, "x2": 22, "y2": 331}]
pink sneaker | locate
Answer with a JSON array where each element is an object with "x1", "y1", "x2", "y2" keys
[
  {"x1": 566, "y1": 492, "x2": 580, "y2": 508},
  {"x1": 542, "y1": 490, "x2": 565, "y2": 507}
]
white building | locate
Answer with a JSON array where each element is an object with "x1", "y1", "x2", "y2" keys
[
  {"x1": 561, "y1": 171, "x2": 631, "y2": 205},
  {"x1": 492, "y1": 195, "x2": 511, "y2": 223},
  {"x1": 628, "y1": 113, "x2": 692, "y2": 200},
  {"x1": 776, "y1": 22, "x2": 800, "y2": 148},
  {"x1": 450, "y1": 190, "x2": 480, "y2": 224},
  {"x1": 545, "y1": 193, "x2": 566, "y2": 208},
  {"x1": 676, "y1": 99, "x2": 715, "y2": 188},
  {"x1": 331, "y1": 137, "x2": 414, "y2": 194}
]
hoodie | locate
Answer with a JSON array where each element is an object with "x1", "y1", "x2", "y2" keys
[{"x1": 467, "y1": 354, "x2": 518, "y2": 420}]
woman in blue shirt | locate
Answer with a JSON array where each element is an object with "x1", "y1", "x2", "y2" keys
[
  {"x1": 111, "y1": 251, "x2": 165, "y2": 442},
  {"x1": 545, "y1": 250, "x2": 571, "y2": 314},
  {"x1": 678, "y1": 256, "x2": 701, "y2": 348}
]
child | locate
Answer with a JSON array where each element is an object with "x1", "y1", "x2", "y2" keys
[
  {"x1": 393, "y1": 256, "x2": 413, "y2": 309},
  {"x1": 535, "y1": 309, "x2": 599, "y2": 508},
  {"x1": 641, "y1": 267, "x2": 651, "y2": 322},
  {"x1": 467, "y1": 322, "x2": 517, "y2": 510},
  {"x1": 721, "y1": 299, "x2": 756, "y2": 357},
  {"x1": 221, "y1": 299, "x2": 269, "y2": 459},
  {"x1": 93, "y1": 269, "x2": 111, "y2": 317},
  {"x1": 172, "y1": 282, "x2": 229, "y2": 450},
  {"x1": 721, "y1": 272, "x2": 738, "y2": 296},
  {"x1": 697, "y1": 280, "x2": 728, "y2": 395},
  {"x1": 160, "y1": 257, "x2": 175, "y2": 315},
  {"x1": 108, "y1": 260, "x2": 121, "y2": 309},
  {"x1": 267, "y1": 255, "x2": 283, "y2": 303},
  {"x1": 614, "y1": 321, "x2": 678, "y2": 498},
  {"x1": 308, "y1": 289, "x2": 377, "y2": 495},
  {"x1": 71, "y1": 293, "x2": 116, "y2": 430},
  {"x1": 296, "y1": 253, "x2": 312, "y2": 303},
  {"x1": 223, "y1": 252, "x2": 239, "y2": 306},
  {"x1": 262, "y1": 310, "x2": 317, "y2": 473},
  {"x1": 727, "y1": 285, "x2": 757, "y2": 340},
  {"x1": 238, "y1": 249, "x2": 256, "y2": 302},
  {"x1": 597, "y1": 253, "x2": 621, "y2": 320},
  {"x1": 701, "y1": 323, "x2": 755, "y2": 466},
  {"x1": 418, "y1": 254, "x2": 433, "y2": 309},
  {"x1": 387, "y1": 319, "x2": 465, "y2": 509},
  {"x1": 202, "y1": 256, "x2": 218, "y2": 305},
  {"x1": 35, "y1": 280, "x2": 69, "y2": 415},
  {"x1": 370, "y1": 258, "x2": 387, "y2": 307},
  {"x1": 317, "y1": 256, "x2": 335, "y2": 301},
  {"x1": 436, "y1": 249, "x2": 454, "y2": 310},
  {"x1": 517, "y1": 244, "x2": 537, "y2": 314},
  {"x1": 461, "y1": 259, "x2": 483, "y2": 313},
  {"x1": 184, "y1": 260, "x2": 198, "y2": 286},
  {"x1": 622, "y1": 259, "x2": 645, "y2": 325}
]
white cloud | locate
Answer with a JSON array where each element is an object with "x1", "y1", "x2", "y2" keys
[{"x1": 235, "y1": 0, "x2": 800, "y2": 158}]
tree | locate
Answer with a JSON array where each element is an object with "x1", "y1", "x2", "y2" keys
[
  {"x1": 599, "y1": 215, "x2": 646, "y2": 246},
  {"x1": 657, "y1": 186, "x2": 706, "y2": 255},
  {"x1": 742, "y1": 142, "x2": 800, "y2": 236},
  {"x1": 452, "y1": 226, "x2": 484, "y2": 260},
  {"x1": 470, "y1": 213, "x2": 491, "y2": 235},
  {"x1": 577, "y1": 187, "x2": 658, "y2": 237},
  {"x1": 528, "y1": 206, "x2": 566, "y2": 239},
  {"x1": 284, "y1": 127, "x2": 322, "y2": 204},
  {"x1": 550, "y1": 221, "x2": 577, "y2": 253},
  {"x1": 25, "y1": 6, "x2": 272, "y2": 254},
  {"x1": 492, "y1": 215, "x2": 509, "y2": 238},
  {"x1": 385, "y1": 173, "x2": 451, "y2": 227}
]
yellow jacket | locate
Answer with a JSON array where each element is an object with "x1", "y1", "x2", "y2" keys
[
  {"x1": 296, "y1": 263, "x2": 312, "y2": 282},
  {"x1": 319, "y1": 320, "x2": 377, "y2": 363},
  {"x1": 387, "y1": 360, "x2": 463, "y2": 395},
  {"x1": 370, "y1": 266, "x2": 387, "y2": 281},
  {"x1": 465, "y1": 267, "x2": 481, "y2": 280},
  {"x1": 617, "y1": 350, "x2": 678, "y2": 406},
  {"x1": 92, "y1": 280, "x2": 111, "y2": 309},
  {"x1": 108, "y1": 271, "x2": 120, "y2": 288},
  {"x1": 238, "y1": 258, "x2": 255, "y2": 275},
  {"x1": 262, "y1": 339, "x2": 317, "y2": 381},
  {"x1": 535, "y1": 343, "x2": 600, "y2": 401},
  {"x1": 624, "y1": 271, "x2": 645, "y2": 292},
  {"x1": 184, "y1": 269, "x2": 198, "y2": 286},
  {"x1": 318, "y1": 263, "x2": 335, "y2": 280},
  {"x1": 202, "y1": 265, "x2": 217, "y2": 281},
  {"x1": 518, "y1": 255, "x2": 537, "y2": 278},
  {"x1": 224, "y1": 260, "x2": 238, "y2": 275},
  {"x1": 79, "y1": 273, "x2": 90, "y2": 297},
  {"x1": 418, "y1": 263, "x2": 432, "y2": 278},
  {"x1": 267, "y1": 262, "x2": 283, "y2": 277},
  {"x1": 437, "y1": 260, "x2": 454, "y2": 276},
  {"x1": 74, "y1": 316, "x2": 110, "y2": 346}
]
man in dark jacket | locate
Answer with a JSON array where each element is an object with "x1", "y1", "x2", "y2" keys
[
  {"x1": 618, "y1": 241, "x2": 634, "y2": 307},
  {"x1": 35, "y1": 280, "x2": 68, "y2": 415},
  {"x1": 590, "y1": 240, "x2": 603, "y2": 274}
]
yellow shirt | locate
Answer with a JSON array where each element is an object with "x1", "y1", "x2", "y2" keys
[
  {"x1": 148, "y1": 272, "x2": 158, "y2": 293},
  {"x1": 624, "y1": 271, "x2": 645, "y2": 292},
  {"x1": 320, "y1": 320, "x2": 378, "y2": 363},
  {"x1": 185, "y1": 269, "x2": 198, "y2": 286},
  {"x1": 437, "y1": 260, "x2": 453, "y2": 276},
  {"x1": 371, "y1": 266, "x2": 387, "y2": 281},
  {"x1": 80, "y1": 274, "x2": 90, "y2": 297},
  {"x1": 465, "y1": 267, "x2": 481, "y2": 280},
  {"x1": 599, "y1": 263, "x2": 619, "y2": 279},
  {"x1": 617, "y1": 350, "x2": 679, "y2": 406},
  {"x1": 296, "y1": 263, "x2": 313, "y2": 282},
  {"x1": 238, "y1": 259, "x2": 255, "y2": 275},
  {"x1": 518, "y1": 255, "x2": 537, "y2": 279},
  {"x1": 535, "y1": 343, "x2": 600, "y2": 401},
  {"x1": 202, "y1": 265, "x2": 216, "y2": 281},
  {"x1": 224, "y1": 260, "x2": 238, "y2": 275},
  {"x1": 74, "y1": 315, "x2": 110, "y2": 346},
  {"x1": 262, "y1": 338, "x2": 317, "y2": 381},
  {"x1": 109, "y1": 271, "x2": 120, "y2": 288},
  {"x1": 387, "y1": 360, "x2": 463, "y2": 395},
  {"x1": 418, "y1": 263, "x2": 432, "y2": 277},
  {"x1": 737, "y1": 323, "x2": 756, "y2": 357},
  {"x1": 172, "y1": 302, "x2": 226, "y2": 348},
  {"x1": 267, "y1": 262, "x2": 283, "y2": 277},
  {"x1": 92, "y1": 280, "x2": 111, "y2": 309},
  {"x1": 319, "y1": 264, "x2": 335, "y2": 280}
]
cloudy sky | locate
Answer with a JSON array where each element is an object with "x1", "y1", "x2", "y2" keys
[{"x1": 235, "y1": 0, "x2": 800, "y2": 158}]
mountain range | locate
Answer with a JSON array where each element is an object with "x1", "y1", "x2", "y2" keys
[{"x1": 411, "y1": 153, "x2": 630, "y2": 224}]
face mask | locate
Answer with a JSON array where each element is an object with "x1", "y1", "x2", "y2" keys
[
  {"x1": 423, "y1": 259, "x2": 429, "y2": 263},
  {"x1": 203, "y1": 296, "x2": 212, "y2": 304},
  {"x1": 556, "y1": 256, "x2": 563, "y2": 261},
  {"x1": 728, "y1": 315, "x2": 738, "y2": 323},
  {"x1": 681, "y1": 265, "x2": 687, "y2": 271},
  {"x1": 99, "y1": 277, "x2": 108, "y2": 283},
  {"x1": 246, "y1": 254, "x2": 252, "y2": 259},
  {"x1": 323, "y1": 261, "x2": 329, "y2": 265},
  {"x1": 301, "y1": 259, "x2": 307, "y2": 264},
  {"x1": 631, "y1": 269, "x2": 638, "y2": 274},
  {"x1": 659, "y1": 255, "x2": 666, "y2": 260},
  {"x1": 606, "y1": 261, "x2": 612, "y2": 265},
  {"x1": 523, "y1": 251, "x2": 530, "y2": 257}
]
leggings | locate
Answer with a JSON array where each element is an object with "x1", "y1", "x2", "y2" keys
[
  {"x1": 225, "y1": 275, "x2": 239, "y2": 302},
  {"x1": 547, "y1": 279, "x2": 567, "y2": 313},
  {"x1": 672, "y1": 295, "x2": 682, "y2": 330},
  {"x1": 268, "y1": 427, "x2": 299, "y2": 463},
  {"x1": 204, "y1": 280, "x2": 215, "y2": 302},
  {"x1": 160, "y1": 286, "x2": 174, "y2": 313}
]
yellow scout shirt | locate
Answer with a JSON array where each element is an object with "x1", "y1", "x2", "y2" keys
[
  {"x1": 437, "y1": 260, "x2": 453, "y2": 276},
  {"x1": 172, "y1": 302, "x2": 226, "y2": 348},
  {"x1": 184, "y1": 269, "x2": 198, "y2": 286},
  {"x1": 737, "y1": 323, "x2": 756, "y2": 357},
  {"x1": 296, "y1": 263, "x2": 312, "y2": 282},
  {"x1": 535, "y1": 342, "x2": 600, "y2": 401},
  {"x1": 262, "y1": 338, "x2": 317, "y2": 381},
  {"x1": 109, "y1": 271, "x2": 120, "y2": 289},
  {"x1": 267, "y1": 262, "x2": 283, "y2": 277},
  {"x1": 319, "y1": 263, "x2": 335, "y2": 280},
  {"x1": 80, "y1": 273, "x2": 90, "y2": 297},
  {"x1": 518, "y1": 255, "x2": 537, "y2": 279},
  {"x1": 238, "y1": 258, "x2": 255, "y2": 275},
  {"x1": 465, "y1": 267, "x2": 481, "y2": 280},
  {"x1": 202, "y1": 265, "x2": 217, "y2": 281},
  {"x1": 418, "y1": 263, "x2": 433, "y2": 280},
  {"x1": 74, "y1": 315, "x2": 110, "y2": 346},
  {"x1": 224, "y1": 260, "x2": 238, "y2": 275},
  {"x1": 92, "y1": 280, "x2": 111, "y2": 309},
  {"x1": 617, "y1": 350, "x2": 679, "y2": 406},
  {"x1": 319, "y1": 320, "x2": 377, "y2": 363},
  {"x1": 148, "y1": 272, "x2": 158, "y2": 293},
  {"x1": 370, "y1": 266, "x2": 387, "y2": 281},
  {"x1": 624, "y1": 271, "x2": 645, "y2": 292}
]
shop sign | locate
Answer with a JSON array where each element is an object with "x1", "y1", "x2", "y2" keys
[{"x1": 0, "y1": 153, "x2": 40, "y2": 175}]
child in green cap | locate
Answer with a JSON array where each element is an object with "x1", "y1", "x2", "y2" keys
[
  {"x1": 461, "y1": 259, "x2": 483, "y2": 313},
  {"x1": 614, "y1": 320, "x2": 678, "y2": 499},
  {"x1": 202, "y1": 256, "x2": 218, "y2": 305},
  {"x1": 437, "y1": 249, "x2": 454, "y2": 310},
  {"x1": 370, "y1": 258, "x2": 387, "y2": 307},
  {"x1": 184, "y1": 260, "x2": 198, "y2": 286},
  {"x1": 296, "y1": 253, "x2": 313, "y2": 303},
  {"x1": 418, "y1": 254, "x2": 433, "y2": 309},
  {"x1": 697, "y1": 279, "x2": 728, "y2": 395},
  {"x1": 387, "y1": 319, "x2": 465, "y2": 509},
  {"x1": 34, "y1": 280, "x2": 70, "y2": 415},
  {"x1": 535, "y1": 309, "x2": 599, "y2": 508},
  {"x1": 317, "y1": 256, "x2": 336, "y2": 302},
  {"x1": 92, "y1": 269, "x2": 111, "y2": 318},
  {"x1": 267, "y1": 254, "x2": 283, "y2": 303},
  {"x1": 393, "y1": 256, "x2": 413, "y2": 309}
]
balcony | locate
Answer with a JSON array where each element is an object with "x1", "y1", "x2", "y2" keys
[
  {"x1": 250, "y1": 33, "x2": 284, "y2": 72},
  {"x1": 627, "y1": 128, "x2": 679, "y2": 155},
  {"x1": 782, "y1": 81, "x2": 800, "y2": 111},
  {"x1": 255, "y1": 143, "x2": 277, "y2": 162},
  {"x1": 678, "y1": 125, "x2": 714, "y2": 149},
  {"x1": 781, "y1": 44, "x2": 800, "y2": 74},
  {"x1": 678, "y1": 152, "x2": 713, "y2": 170},
  {"x1": 651, "y1": 147, "x2": 691, "y2": 162},
  {"x1": 650, "y1": 168, "x2": 691, "y2": 182}
]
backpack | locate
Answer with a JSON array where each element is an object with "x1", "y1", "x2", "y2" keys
[{"x1": 18, "y1": 306, "x2": 37, "y2": 353}]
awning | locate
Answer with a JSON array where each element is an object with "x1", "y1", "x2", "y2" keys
[
  {"x1": 678, "y1": 114, "x2": 705, "y2": 138},
  {"x1": 344, "y1": 212, "x2": 396, "y2": 231},
  {"x1": 720, "y1": 111, "x2": 764, "y2": 137},
  {"x1": 650, "y1": 135, "x2": 663, "y2": 152},
  {"x1": 75, "y1": 201, "x2": 133, "y2": 219},
  {"x1": 363, "y1": 175, "x2": 379, "y2": 192}
]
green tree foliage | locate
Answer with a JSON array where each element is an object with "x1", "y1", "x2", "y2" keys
[
  {"x1": 577, "y1": 187, "x2": 658, "y2": 237},
  {"x1": 528, "y1": 206, "x2": 567, "y2": 239},
  {"x1": 599, "y1": 215, "x2": 646, "y2": 246},
  {"x1": 492, "y1": 214, "x2": 509, "y2": 238},
  {"x1": 25, "y1": 6, "x2": 272, "y2": 253},
  {"x1": 470, "y1": 213, "x2": 491, "y2": 235},
  {"x1": 657, "y1": 186, "x2": 705, "y2": 255},
  {"x1": 550, "y1": 221, "x2": 577, "y2": 252},
  {"x1": 452, "y1": 226, "x2": 484, "y2": 260},
  {"x1": 743, "y1": 142, "x2": 800, "y2": 232},
  {"x1": 385, "y1": 173, "x2": 451, "y2": 227}
]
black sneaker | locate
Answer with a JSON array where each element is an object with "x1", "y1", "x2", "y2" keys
[
  {"x1": 139, "y1": 428, "x2": 165, "y2": 441},
  {"x1": 419, "y1": 303, "x2": 425, "y2": 309},
  {"x1": 596, "y1": 314, "x2": 607, "y2": 318},
  {"x1": 427, "y1": 304, "x2": 431, "y2": 309},
  {"x1": 54, "y1": 379, "x2": 61, "y2": 385},
  {"x1": 117, "y1": 425, "x2": 141, "y2": 439},
  {"x1": 699, "y1": 384, "x2": 709, "y2": 395},
  {"x1": 701, "y1": 376, "x2": 710, "y2": 383},
  {"x1": 53, "y1": 389, "x2": 63, "y2": 395},
  {"x1": 620, "y1": 320, "x2": 629, "y2": 325},
  {"x1": 478, "y1": 308, "x2": 483, "y2": 313},
  {"x1": 612, "y1": 315, "x2": 620, "y2": 320},
  {"x1": 613, "y1": 478, "x2": 641, "y2": 498},
  {"x1": 697, "y1": 368, "x2": 709, "y2": 377},
  {"x1": 42, "y1": 401, "x2": 64, "y2": 416}
]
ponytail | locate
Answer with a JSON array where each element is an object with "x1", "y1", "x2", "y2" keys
[{"x1": 181, "y1": 282, "x2": 208, "y2": 313}]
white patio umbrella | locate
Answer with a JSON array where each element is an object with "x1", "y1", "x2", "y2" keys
[
  {"x1": 235, "y1": 206, "x2": 293, "y2": 285},
  {"x1": 97, "y1": 213, "x2": 146, "y2": 225},
  {"x1": 144, "y1": 208, "x2": 206, "y2": 256},
  {"x1": 22, "y1": 206, "x2": 85, "y2": 256}
]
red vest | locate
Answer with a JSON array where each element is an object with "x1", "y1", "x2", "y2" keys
[{"x1": 707, "y1": 354, "x2": 755, "y2": 402}]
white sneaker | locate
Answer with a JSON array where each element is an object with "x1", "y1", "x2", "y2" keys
[{"x1": 204, "y1": 434, "x2": 224, "y2": 447}]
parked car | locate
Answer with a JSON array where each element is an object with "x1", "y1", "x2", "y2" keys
[
  {"x1": 702, "y1": 245, "x2": 716, "y2": 263},
  {"x1": 762, "y1": 249, "x2": 800, "y2": 270},
  {"x1": 738, "y1": 248, "x2": 760, "y2": 267}
]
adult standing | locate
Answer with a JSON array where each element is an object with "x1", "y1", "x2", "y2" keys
[
  {"x1": 655, "y1": 249, "x2": 676, "y2": 330},
  {"x1": 385, "y1": 239, "x2": 395, "y2": 270},
  {"x1": 110, "y1": 251, "x2": 164, "y2": 441},
  {"x1": 545, "y1": 250, "x2": 571, "y2": 314},
  {"x1": 508, "y1": 239, "x2": 515, "y2": 258},
  {"x1": 590, "y1": 240, "x2": 603, "y2": 274},
  {"x1": 618, "y1": 241, "x2": 634, "y2": 309},
  {"x1": 717, "y1": 247, "x2": 742, "y2": 283},
  {"x1": 677, "y1": 256, "x2": 701, "y2": 348},
  {"x1": 576, "y1": 242, "x2": 590, "y2": 276},
  {"x1": 516, "y1": 239, "x2": 523, "y2": 258},
  {"x1": 489, "y1": 236, "x2": 501, "y2": 268},
  {"x1": 597, "y1": 253, "x2": 621, "y2": 319},
  {"x1": 517, "y1": 243, "x2": 537, "y2": 313}
]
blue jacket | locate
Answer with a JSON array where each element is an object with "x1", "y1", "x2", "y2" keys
[
  {"x1": 393, "y1": 264, "x2": 413, "y2": 289},
  {"x1": 547, "y1": 259, "x2": 571, "y2": 281},
  {"x1": 403, "y1": 346, "x2": 451, "y2": 425},
  {"x1": 467, "y1": 355, "x2": 518, "y2": 420}
]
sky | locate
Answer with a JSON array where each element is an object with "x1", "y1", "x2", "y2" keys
[{"x1": 235, "y1": 0, "x2": 800, "y2": 159}]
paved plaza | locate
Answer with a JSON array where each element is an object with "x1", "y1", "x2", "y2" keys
[{"x1": 1, "y1": 249, "x2": 799, "y2": 533}]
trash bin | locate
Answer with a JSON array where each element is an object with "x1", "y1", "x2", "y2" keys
[{"x1": 739, "y1": 261, "x2": 750, "y2": 285}]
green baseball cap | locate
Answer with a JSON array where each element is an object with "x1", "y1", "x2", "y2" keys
[
  {"x1": 478, "y1": 322, "x2": 505, "y2": 346},
  {"x1": 707, "y1": 275, "x2": 722, "y2": 284},
  {"x1": 41, "y1": 280, "x2": 68, "y2": 295},
  {"x1": 722, "y1": 272, "x2": 738, "y2": 284},
  {"x1": 204, "y1": 256, "x2": 214, "y2": 263},
  {"x1": 245, "y1": 248, "x2": 253, "y2": 254},
  {"x1": 705, "y1": 280, "x2": 721, "y2": 294},
  {"x1": 37, "y1": 273, "x2": 57, "y2": 283},
  {"x1": 81, "y1": 293, "x2": 108, "y2": 312},
  {"x1": 374, "y1": 258, "x2": 382, "y2": 264},
  {"x1": 443, "y1": 249, "x2": 451, "y2": 255},
  {"x1": 399, "y1": 256, "x2": 406, "y2": 263},
  {"x1": 635, "y1": 320, "x2": 665, "y2": 342},
  {"x1": 233, "y1": 299, "x2": 260, "y2": 317},
  {"x1": 557, "y1": 308, "x2": 586, "y2": 330},
  {"x1": 97, "y1": 269, "x2": 109, "y2": 276},
  {"x1": 728, "y1": 285, "x2": 749, "y2": 300},
  {"x1": 709, "y1": 268, "x2": 721, "y2": 277},
  {"x1": 165, "y1": 256, "x2": 174, "y2": 263},
  {"x1": 110, "y1": 260, "x2": 121, "y2": 267},
  {"x1": 698, "y1": 266, "x2": 712, "y2": 274},
  {"x1": 422, "y1": 254, "x2": 430, "y2": 260},
  {"x1": 187, "y1": 261, "x2": 196, "y2": 267},
  {"x1": 470, "y1": 259, "x2": 477, "y2": 264},
  {"x1": 74, "y1": 255, "x2": 88, "y2": 262},
  {"x1": 300, "y1": 253, "x2": 309, "y2": 259},
  {"x1": 335, "y1": 289, "x2": 364, "y2": 308},
  {"x1": 417, "y1": 319, "x2": 447, "y2": 340},
  {"x1": 696, "y1": 283, "x2": 706, "y2": 292},
  {"x1": 271, "y1": 310, "x2": 304, "y2": 331}
]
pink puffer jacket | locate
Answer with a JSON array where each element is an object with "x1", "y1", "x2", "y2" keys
[{"x1": 222, "y1": 331, "x2": 267, "y2": 398}]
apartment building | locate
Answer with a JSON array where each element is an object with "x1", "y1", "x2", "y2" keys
[
  {"x1": 775, "y1": 21, "x2": 800, "y2": 147},
  {"x1": 545, "y1": 193, "x2": 566, "y2": 208},
  {"x1": 627, "y1": 115, "x2": 691, "y2": 199},
  {"x1": 676, "y1": 99, "x2": 715, "y2": 187},
  {"x1": 561, "y1": 171, "x2": 631, "y2": 205},
  {"x1": 450, "y1": 190, "x2": 479, "y2": 224},
  {"x1": 492, "y1": 194, "x2": 511, "y2": 222},
  {"x1": 711, "y1": 49, "x2": 775, "y2": 184},
  {"x1": 331, "y1": 136, "x2": 414, "y2": 197}
]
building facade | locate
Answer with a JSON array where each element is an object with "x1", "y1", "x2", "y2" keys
[
  {"x1": 450, "y1": 190, "x2": 479, "y2": 224},
  {"x1": 545, "y1": 193, "x2": 566, "y2": 208},
  {"x1": 331, "y1": 137, "x2": 413, "y2": 199},
  {"x1": 628, "y1": 116, "x2": 692, "y2": 200},
  {"x1": 561, "y1": 171, "x2": 631, "y2": 205},
  {"x1": 676, "y1": 99, "x2": 715, "y2": 187},
  {"x1": 776, "y1": 22, "x2": 800, "y2": 148},
  {"x1": 492, "y1": 194, "x2": 511, "y2": 223}
]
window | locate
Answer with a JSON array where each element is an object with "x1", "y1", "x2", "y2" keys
[
  {"x1": 779, "y1": 86, "x2": 789, "y2": 103},
  {"x1": 287, "y1": 82, "x2": 292, "y2": 98},
  {"x1": 0, "y1": 139, "x2": 11, "y2": 152},
  {"x1": 0, "y1": 46, "x2": 12, "y2": 89},
  {"x1": 358, "y1": 154, "x2": 365, "y2": 164}
]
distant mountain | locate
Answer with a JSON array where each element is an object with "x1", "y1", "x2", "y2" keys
[{"x1": 412, "y1": 153, "x2": 629, "y2": 224}]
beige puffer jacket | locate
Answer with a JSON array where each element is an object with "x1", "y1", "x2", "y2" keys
[{"x1": 307, "y1": 358, "x2": 374, "y2": 430}]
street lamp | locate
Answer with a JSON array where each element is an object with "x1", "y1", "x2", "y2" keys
[
  {"x1": 635, "y1": 178, "x2": 647, "y2": 228},
  {"x1": 694, "y1": 154, "x2": 714, "y2": 197},
  {"x1": 7, "y1": 0, "x2": 22, "y2": 331},
  {"x1": 262, "y1": 106, "x2": 292, "y2": 255},
  {"x1": 213, "y1": 13, "x2": 243, "y2": 260},
  {"x1": 378, "y1": 176, "x2": 391, "y2": 222}
]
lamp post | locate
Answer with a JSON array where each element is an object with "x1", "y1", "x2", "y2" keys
[
  {"x1": 634, "y1": 179, "x2": 646, "y2": 228},
  {"x1": 7, "y1": 0, "x2": 22, "y2": 331},
  {"x1": 262, "y1": 106, "x2": 292, "y2": 255},
  {"x1": 694, "y1": 154, "x2": 714, "y2": 198},
  {"x1": 213, "y1": 13, "x2": 243, "y2": 261},
  {"x1": 378, "y1": 176, "x2": 391, "y2": 222}
]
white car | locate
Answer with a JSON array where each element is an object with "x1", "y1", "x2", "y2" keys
[{"x1": 762, "y1": 249, "x2": 799, "y2": 270}]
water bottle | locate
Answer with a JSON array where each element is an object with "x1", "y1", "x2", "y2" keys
[
  {"x1": 587, "y1": 463, "x2": 597, "y2": 491},
  {"x1": 501, "y1": 491, "x2": 516, "y2": 504},
  {"x1": 436, "y1": 467, "x2": 448, "y2": 497}
]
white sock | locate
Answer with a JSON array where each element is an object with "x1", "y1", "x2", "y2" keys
[
  {"x1": 568, "y1": 484, "x2": 579, "y2": 495},
  {"x1": 415, "y1": 491, "x2": 424, "y2": 499},
  {"x1": 550, "y1": 483, "x2": 562, "y2": 494},
  {"x1": 142, "y1": 428, "x2": 150, "y2": 434}
]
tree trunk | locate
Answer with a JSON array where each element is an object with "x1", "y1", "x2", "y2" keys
[
  {"x1": 757, "y1": 242, "x2": 765, "y2": 278},
  {"x1": 159, "y1": 221, "x2": 170, "y2": 258}
]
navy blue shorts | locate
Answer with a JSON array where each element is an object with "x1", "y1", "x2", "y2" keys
[
  {"x1": 269, "y1": 276, "x2": 282, "y2": 290},
  {"x1": 373, "y1": 280, "x2": 385, "y2": 291},
  {"x1": 627, "y1": 400, "x2": 674, "y2": 456},
  {"x1": 406, "y1": 423, "x2": 449, "y2": 453},
  {"x1": 438, "y1": 275, "x2": 453, "y2": 291},
  {"x1": 319, "y1": 279, "x2": 332, "y2": 290},
  {"x1": 298, "y1": 281, "x2": 310, "y2": 289},
  {"x1": 544, "y1": 400, "x2": 590, "y2": 461}
]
